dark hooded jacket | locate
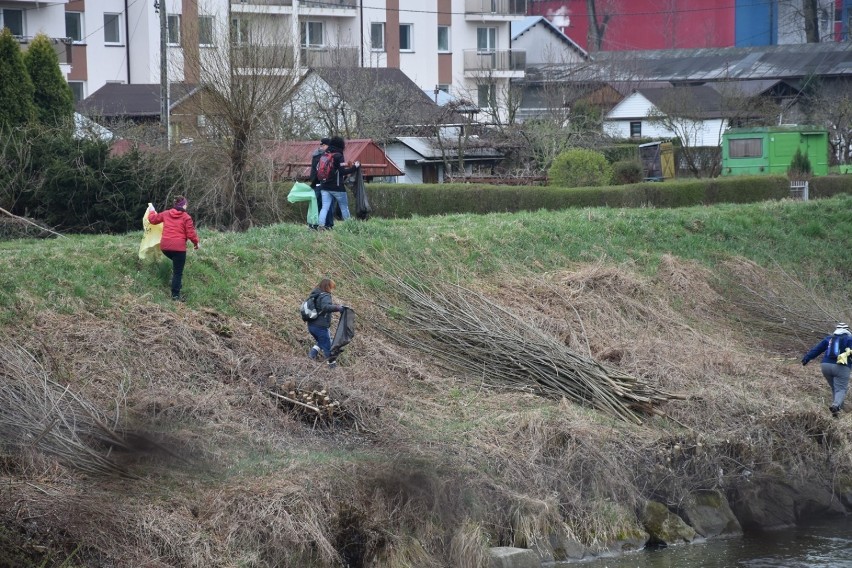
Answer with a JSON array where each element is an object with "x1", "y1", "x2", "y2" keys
[
  {"x1": 317, "y1": 144, "x2": 359, "y2": 192},
  {"x1": 306, "y1": 287, "x2": 343, "y2": 329}
]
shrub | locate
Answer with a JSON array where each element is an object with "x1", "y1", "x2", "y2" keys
[
  {"x1": 788, "y1": 148, "x2": 812, "y2": 178},
  {"x1": 611, "y1": 160, "x2": 644, "y2": 185},
  {"x1": 548, "y1": 148, "x2": 613, "y2": 188}
]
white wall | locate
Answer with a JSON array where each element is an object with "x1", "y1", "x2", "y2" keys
[
  {"x1": 604, "y1": 118, "x2": 727, "y2": 146},
  {"x1": 384, "y1": 142, "x2": 425, "y2": 184}
]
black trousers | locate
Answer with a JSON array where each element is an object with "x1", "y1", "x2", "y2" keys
[{"x1": 162, "y1": 250, "x2": 186, "y2": 297}]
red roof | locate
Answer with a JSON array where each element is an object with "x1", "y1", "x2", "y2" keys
[{"x1": 263, "y1": 139, "x2": 403, "y2": 180}]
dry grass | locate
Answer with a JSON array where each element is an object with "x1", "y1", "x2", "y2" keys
[{"x1": 2, "y1": 257, "x2": 852, "y2": 566}]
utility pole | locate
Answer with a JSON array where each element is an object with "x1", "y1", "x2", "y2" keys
[{"x1": 157, "y1": 0, "x2": 170, "y2": 149}]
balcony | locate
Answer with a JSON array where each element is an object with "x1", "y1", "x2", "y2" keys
[
  {"x1": 231, "y1": 0, "x2": 356, "y2": 14},
  {"x1": 465, "y1": 0, "x2": 527, "y2": 20},
  {"x1": 463, "y1": 49, "x2": 525, "y2": 77},
  {"x1": 17, "y1": 36, "x2": 72, "y2": 65},
  {"x1": 300, "y1": 46, "x2": 358, "y2": 68},
  {"x1": 232, "y1": 44, "x2": 295, "y2": 69}
]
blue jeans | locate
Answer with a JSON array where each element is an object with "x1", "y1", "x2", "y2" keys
[
  {"x1": 319, "y1": 190, "x2": 350, "y2": 227},
  {"x1": 821, "y1": 362, "x2": 851, "y2": 408},
  {"x1": 308, "y1": 323, "x2": 332, "y2": 358}
]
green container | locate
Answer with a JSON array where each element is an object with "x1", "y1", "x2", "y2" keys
[{"x1": 721, "y1": 126, "x2": 829, "y2": 177}]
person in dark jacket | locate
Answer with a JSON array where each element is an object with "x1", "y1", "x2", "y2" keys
[
  {"x1": 306, "y1": 278, "x2": 347, "y2": 368},
  {"x1": 317, "y1": 136, "x2": 360, "y2": 228},
  {"x1": 147, "y1": 196, "x2": 199, "y2": 301},
  {"x1": 308, "y1": 138, "x2": 333, "y2": 230},
  {"x1": 802, "y1": 322, "x2": 852, "y2": 417}
]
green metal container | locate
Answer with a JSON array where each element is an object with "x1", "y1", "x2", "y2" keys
[{"x1": 721, "y1": 126, "x2": 829, "y2": 177}]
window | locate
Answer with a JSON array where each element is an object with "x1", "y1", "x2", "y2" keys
[
  {"x1": 66, "y1": 12, "x2": 83, "y2": 42},
  {"x1": 231, "y1": 17, "x2": 249, "y2": 45},
  {"x1": 1, "y1": 9, "x2": 24, "y2": 36},
  {"x1": 477, "y1": 27, "x2": 496, "y2": 52},
  {"x1": 729, "y1": 138, "x2": 763, "y2": 158},
  {"x1": 167, "y1": 14, "x2": 181, "y2": 45},
  {"x1": 629, "y1": 121, "x2": 641, "y2": 138},
  {"x1": 477, "y1": 83, "x2": 496, "y2": 108},
  {"x1": 198, "y1": 15, "x2": 214, "y2": 46},
  {"x1": 68, "y1": 81, "x2": 84, "y2": 103},
  {"x1": 399, "y1": 23, "x2": 413, "y2": 51},
  {"x1": 370, "y1": 22, "x2": 385, "y2": 51},
  {"x1": 437, "y1": 25, "x2": 450, "y2": 52},
  {"x1": 104, "y1": 13, "x2": 121, "y2": 44},
  {"x1": 301, "y1": 21, "x2": 324, "y2": 48},
  {"x1": 437, "y1": 84, "x2": 449, "y2": 93}
]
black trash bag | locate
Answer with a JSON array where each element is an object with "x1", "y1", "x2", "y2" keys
[
  {"x1": 346, "y1": 169, "x2": 372, "y2": 221},
  {"x1": 329, "y1": 308, "x2": 356, "y2": 362}
]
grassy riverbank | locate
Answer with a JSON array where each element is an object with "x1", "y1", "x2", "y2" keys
[{"x1": 1, "y1": 195, "x2": 851, "y2": 567}]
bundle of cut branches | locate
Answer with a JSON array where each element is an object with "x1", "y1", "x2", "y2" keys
[
  {"x1": 375, "y1": 277, "x2": 683, "y2": 425},
  {"x1": 0, "y1": 341, "x2": 135, "y2": 477}
]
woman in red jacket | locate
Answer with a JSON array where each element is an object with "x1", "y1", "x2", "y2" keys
[{"x1": 147, "y1": 196, "x2": 199, "y2": 301}]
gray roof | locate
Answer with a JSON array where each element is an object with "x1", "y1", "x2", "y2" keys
[
  {"x1": 632, "y1": 85, "x2": 734, "y2": 119},
  {"x1": 76, "y1": 83, "x2": 199, "y2": 118},
  {"x1": 511, "y1": 16, "x2": 589, "y2": 59},
  {"x1": 590, "y1": 42, "x2": 852, "y2": 82},
  {"x1": 394, "y1": 136, "x2": 502, "y2": 161}
]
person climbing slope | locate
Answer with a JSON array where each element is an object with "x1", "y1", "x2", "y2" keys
[
  {"x1": 802, "y1": 322, "x2": 852, "y2": 418},
  {"x1": 147, "y1": 196, "x2": 199, "y2": 301}
]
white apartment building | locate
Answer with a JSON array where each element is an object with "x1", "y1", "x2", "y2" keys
[{"x1": 7, "y1": 0, "x2": 527, "y2": 117}]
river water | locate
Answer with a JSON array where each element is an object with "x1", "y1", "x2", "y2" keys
[{"x1": 557, "y1": 518, "x2": 852, "y2": 568}]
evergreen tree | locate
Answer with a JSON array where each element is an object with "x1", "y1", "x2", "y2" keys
[
  {"x1": 24, "y1": 33, "x2": 74, "y2": 126},
  {"x1": 0, "y1": 28, "x2": 36, "y2": 128}
]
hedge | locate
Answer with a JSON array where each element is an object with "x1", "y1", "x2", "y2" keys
[{"x1": 278, "y1": 175, "x2": 852, "y2": 223}]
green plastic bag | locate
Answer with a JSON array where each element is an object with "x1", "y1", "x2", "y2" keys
[{"x1": 287, "y1": 182, "x2": 318, "y2": 226}]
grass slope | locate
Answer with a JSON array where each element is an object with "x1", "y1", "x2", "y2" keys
[{"x1": 1, "y1": 195, "x2": 851, "y2": 567}]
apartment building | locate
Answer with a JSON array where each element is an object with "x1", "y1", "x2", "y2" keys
[{"x1": 6, "y1": 0, "x2": 527, "y2": 118}]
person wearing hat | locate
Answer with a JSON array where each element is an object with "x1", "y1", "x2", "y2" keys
[
  {"x1": 309, "y1": 138, "x2": 334, "y2": 230},
  {"x1": 147, "y1": 195, "x2": 200, "y2": 301},
  {"x1": 802, "y1": 323, "x2": 852, "y2": 417}
]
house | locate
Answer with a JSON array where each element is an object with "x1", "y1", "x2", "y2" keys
[
  {"x1": 385, "y1": 137, "x2": 503, "y2": 184},
  {"x1": 604, "y1": 85, "x2": 743, "y2": 146},
  {"x1": 262, "y1": 139, "x2": 403, "y2": 182},
  {"x1": 721, "y1": 126, "x2": 829, "y2": 177},
  {"x1": 75, "y1": 83, "x2": 202, "y2": 142},
  {"x1": 286, "y1": 67, "x2": 469, "y2": 140}
]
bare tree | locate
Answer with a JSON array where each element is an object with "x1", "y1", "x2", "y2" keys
[
  {"x1": 586, "y1": 0, "x2": 616, "y2": 51},
  {"x1": 179, "y1": 11, "x2": 301, "y2": 230},
  {"x1": 777, "y1": 0, "x2": 835, "y2": 43},
  {"x1": 805, "y1": 78, "x2": 852, "y2": 165}
]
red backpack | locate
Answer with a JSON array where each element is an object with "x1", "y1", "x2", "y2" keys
[{"x1": 316, "y1": 151, "x2": 335, "y2": 183}]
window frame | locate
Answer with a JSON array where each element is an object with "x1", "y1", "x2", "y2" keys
[
  {"x1": 167, "y1": 14, "x2": 181, "y2": 46},
  {"x1": 301, "y1": 20, "x2": 324, "y2": 48},
  {"x1": 629, "y1": 121, "x2": 642, "y2": 138},
  {"x1": 399, "y1": 23, "x2": 413, "y2": 51},
  {"x1": 65, "y1": 12, "x2": 83, "y2": 43},
  {"x1": 477, "y1": 27, "x2": 496, "y2": 52},
  {"x1": 2, "y1": 9, "x2": 25, "y2": 37},
  {"x1": 68, "y1": 81, "x2": 84, "y2": 103},
  {"x1": 477, "y1": 83, "x2": 496, "y2": 109},
  {"x1": 370, "y1": 22, "x2": 385, "y2": 51},
  {"x1": 198, "y1": 15, "x2": 214, "y2": 47},
  {"x1": 103, "y1": 13, "x2": 122, "y2": 44},
  {"x1": 729, "y1": 137, "x2": 763, "y2": 158},
  {"x1": 231, "y1": 17, "x2": 249, "y2": 45},
  {"x1": 437, "y1": 25, "x2": 450, "y2": 52}
]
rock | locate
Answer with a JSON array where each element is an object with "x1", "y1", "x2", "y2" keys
[
  {"x1": 488, "y1": 546, "x2": 540, "y2": 568},
  {"x1": 601, "y1": 527, "x2": 649, "y2": 554},
  {"x1": 527, "y1": 532, "x2": 587, "y2": 562},
  {"x1": 793, "y1": 483, "x2": 847, "y2": 520},
  {"x1": 730, "y1": 480, "x2": 846, "y2": 530},
  {"x1": 641, "y1": 501, "x2": 697, "y2": 546},
  {"x1": 681, "y1": 490, "x2": 742, "y2": 538}
]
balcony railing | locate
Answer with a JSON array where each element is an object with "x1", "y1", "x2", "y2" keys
[
  {"x1": 300, "y1": 46, "x2": 358, "y2": 67},
  {"x1": 232, "y1": 44, "x2": 295, "y2": 68},
  {"x1": 231, "y1": 0, "x2": 356, "y2": 7},
  {"x1": 17, "y1": 36, "x2": 72, "y2": 65},
  {"x1": 463, "y1": 49, "x2": 526, "y2": 72},
  {"x1": 465, "y1": 0, "x2": 527, "y2": 16}
]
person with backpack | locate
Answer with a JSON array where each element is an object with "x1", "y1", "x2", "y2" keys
[
  {"x1": 308, "y1": 138, "x2": 333, "y2": 230},
  {"x1": 316, "y1": 136, "x2": 360, "y2": 229},
  {"x1": 147, "y1": 196, "x2": 199, "y2": 301},
  {"x1": 802, "y1": 322, "x2": 852, "y2": 418},
  {"x1": 304, "y1": 278, "x2": 347, "y2": 368}
]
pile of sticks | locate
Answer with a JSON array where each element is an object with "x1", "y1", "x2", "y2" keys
[
  {"x1": 377, "y1": 277, "x2": 683, "y2": 424},
  {"x1": 268, "y1": 380, "x2": 342, "y2": 423}
]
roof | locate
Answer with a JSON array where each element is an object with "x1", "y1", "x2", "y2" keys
[
  {"x1": 421, "y1": 89, "x2": 480, "y2": 114},
  {"x1": 309, "y1": 67, "x2": 466, "y2": 126},
  {"x1": 589, "y1": 42, "x2": 852, "y2": 82},
  {"x1": 76, "y1": 83, "x2": 200, "y2": 118},
  {"x1": 262, "y1": 139, "x2": 403, "y2": 180},
  {"x1": 393, "y1": 137, "x2": 503, "y2": 161},
  {"x1": 511, "y1": 16, "x2": 589, "y2": 59},
  {"x1": 616, "y1": 85, "x2": 742, "y2": 120}
]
